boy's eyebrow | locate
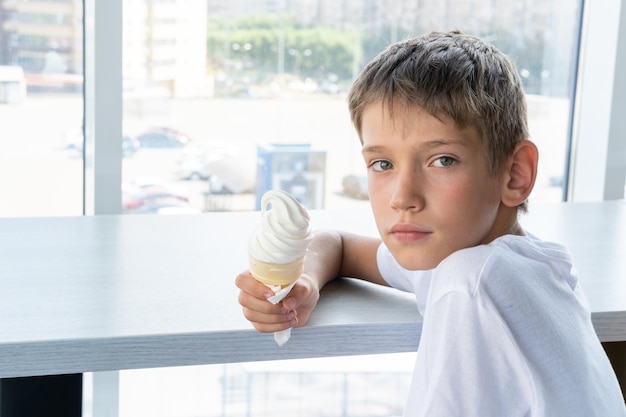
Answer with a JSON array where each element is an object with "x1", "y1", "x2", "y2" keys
[
  {"x1": 361, "y1": 138, "x2": 467, "y2": 154},
  {"x1": 361, "y1": 145, "x2": 386, "y2": 154},
  {"x1": 419, "y1": 138, "x2": 467, "y2": 149}
]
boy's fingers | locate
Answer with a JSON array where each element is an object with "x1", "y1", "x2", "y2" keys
[
  {"x1": 241, "y1": 308, "x2": 297, "y2": 333},
  {"x1": 237, "y1": 289, "x2": 283, "y2": 314},
  {"x1": 281, "y1": 274, "x2": 316, "y2": 310},
  {"x1": 282, "y1": 283, "x2": 307, "y2": 309},
  {"x1": 235, "y1": 270, "x2": 274, "y2": 299},
  {"x1": 235, "y1": 270, "x2": 302, "y2": 332},
  {"x1": 279, "y1": 294, "x2": 297, "y2": 311}
]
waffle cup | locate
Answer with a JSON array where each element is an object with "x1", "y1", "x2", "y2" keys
[
  {"x1": 248, "y1": 255, "x2": 304, "y2": 289},
  {"x1": 248, "y1": 255, "x2": 304, "y2": 346}
]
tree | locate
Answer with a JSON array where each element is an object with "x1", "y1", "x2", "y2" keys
[{"x1": 207, "y1": 14, "x2": 358, "y2": 83}]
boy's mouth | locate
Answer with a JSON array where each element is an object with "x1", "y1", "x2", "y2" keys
[{"x1": 389, "y1": 224, "x2": 431, "y2": 243}]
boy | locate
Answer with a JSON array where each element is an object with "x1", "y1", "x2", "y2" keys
[{"x1": 236, "y1": 31, "x2": 626, "y2": 416}]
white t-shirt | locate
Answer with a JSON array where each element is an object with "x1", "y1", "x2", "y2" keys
[{"x1": 378, "y1": 233, "x2": 626, "y2": 417}]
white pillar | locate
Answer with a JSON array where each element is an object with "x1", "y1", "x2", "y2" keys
[{"x1": 570, "y1": 0, "x2": 626, "y2": 201}]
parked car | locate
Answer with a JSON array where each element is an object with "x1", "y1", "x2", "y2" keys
[
  {"x1": 122, "y1": 135, "x2": 140, "y2": 156},
  {"x1": 135, "y1": 126, "x2": 191, "y2": 148},
  {"x1": 65, "y1": 129, "x2": 139, "y2": 157},
  {"x1": 175, "y1": 141, "x2": 256, "y2": 194},
  {"x1": 176, "y1": 142, "x2": 222, "y2": 181},
  {"x1": 176, "y1": 141, "x2": 241, "y2": 181},
  {"x1": 122, "y1": 180, "x2": 191, "y2": 213}
]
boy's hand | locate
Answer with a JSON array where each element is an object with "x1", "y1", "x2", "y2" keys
[{"x1": 235, "y1": 270, "x2": 320, "y2": 333}]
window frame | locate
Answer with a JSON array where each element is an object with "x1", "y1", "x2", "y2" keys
[
  {"x1": 568, "y1": 0, "x2": 626, "y2": 201},
  {"x1": 84, "y1": 0, "x2": 122, "y2": 215}
]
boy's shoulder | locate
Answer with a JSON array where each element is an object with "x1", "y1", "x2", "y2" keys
[
  {"x1": 439, "y1": 232, "x2": 570, "y2": 272},
  {"x1": 430, "y1": 233, "x2": 574, "y2": 301}
]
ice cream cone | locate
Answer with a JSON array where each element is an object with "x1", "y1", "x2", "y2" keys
[
  {"x1": 248, "y1": 255, "x2": 304, "y2": 288},
  {"x1": 246, "y1": 189, "x2": 313, "y2": 345}
]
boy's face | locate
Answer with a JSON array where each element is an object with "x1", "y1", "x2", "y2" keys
[{"x1": 361, "y1": 102, "x2": 515, "y2": 271}]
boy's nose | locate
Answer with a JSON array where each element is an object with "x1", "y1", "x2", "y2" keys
[{"x1": 390, "y1": 169, "x2": 424, "y2": 211}]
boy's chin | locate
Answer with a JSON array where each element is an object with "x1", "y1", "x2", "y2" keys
[{"x1": 393, "y1": 252, "x2": 442, "y2": 271}]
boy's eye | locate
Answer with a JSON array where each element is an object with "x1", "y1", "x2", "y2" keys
[
  {"x1": 370, "y1": 160, "x2": 393, "y2": 171},
  {"x1": 432, "y1": 156, "x2": 456, "y2": 168}
]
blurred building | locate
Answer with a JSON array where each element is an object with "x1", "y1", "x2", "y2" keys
[
  {"x1": 0, "y1": 0, "x2": 208, "y2": 97},
  {"x1": 0, "y1": 0, "x2": 575, "y2": 97},
  {"x1": 0, "y1": 0, "x2": 83, "y2": 91},
  {"x1": 123, "y1": 0, "x2": 209, "y2": 97}
]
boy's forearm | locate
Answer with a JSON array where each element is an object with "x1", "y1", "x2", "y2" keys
[
  {"x1": 303, "y1": 229, "x2": 387, "y2": 290},
  {"x1": 303, "y1": 230, "x2": 344, "y2": 292}
]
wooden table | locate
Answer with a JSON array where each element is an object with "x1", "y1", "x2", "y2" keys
[{"x1": 0, "y1": 201, "x2": 624, "y2": 414}]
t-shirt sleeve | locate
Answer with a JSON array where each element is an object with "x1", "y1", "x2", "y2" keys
[
  {"x1": 408, "y1": 290, "x2": 534, "y2": 416},
  {"x1": 376, "y1": 242, "x2": 413, "y2": 292},
  {"x1": 376, "y1": 243, "x2": 432, "y2": 314}
]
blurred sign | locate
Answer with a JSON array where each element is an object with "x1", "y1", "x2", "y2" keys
[{"x1": 255, "y1": 143, "x2": 326, "y2": 210}]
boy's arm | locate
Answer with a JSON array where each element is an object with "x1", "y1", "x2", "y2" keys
[
  {"x1": 235, "y1": 229, "x2": 385, "y2": 333},
  {"x1": 304, "y1": 229, "x2": 387, "y2": 289}
]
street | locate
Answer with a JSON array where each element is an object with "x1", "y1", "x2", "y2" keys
[{"x1": 0, "y1": 93, "x2": 565, "y2": 217}]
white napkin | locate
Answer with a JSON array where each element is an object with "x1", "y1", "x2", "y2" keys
[{"x1": 266, "y1": 281, "x2": 297, "y2": 346}]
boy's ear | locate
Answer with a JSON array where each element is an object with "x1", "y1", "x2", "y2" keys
[{"x1": 501, "y1": 140, "x2": 538, "y2": 207}]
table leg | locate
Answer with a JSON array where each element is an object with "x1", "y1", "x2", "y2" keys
[
  {"x1": 603, "y1": 341, "x2": 626, "y2": 403},
  {"x1": 91, "y1": 371, "x2": 120, "y2": 417},
  {"x1": 0, "y1": 374, "x2": 82, "y2": 417}
]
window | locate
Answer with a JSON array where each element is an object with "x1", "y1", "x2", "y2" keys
[
  {"x1": 0, "y1": 0, "x2": 83, "y2": 217},
  {"x1": 3, "y1": 1, "x2": 623, "y2": 218},
  {"x1": 117, "y1": 0, "x2": 588, "y2": 215},
  {"x1": 123, "y1": 1, "x2": 580, "y2": 213}
]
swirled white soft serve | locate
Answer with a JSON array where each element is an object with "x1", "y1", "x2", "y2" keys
[
  {"x1": 248, "y1": 189, "x2": 313, "y2": 287},
  {"x1": 248, "y1": 189, "x2": 313, "y2": 345}
]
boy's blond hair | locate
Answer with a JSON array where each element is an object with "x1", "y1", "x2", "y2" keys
[{"x1": 348, "y1": 30, "x2": 529, "y2": 177}]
